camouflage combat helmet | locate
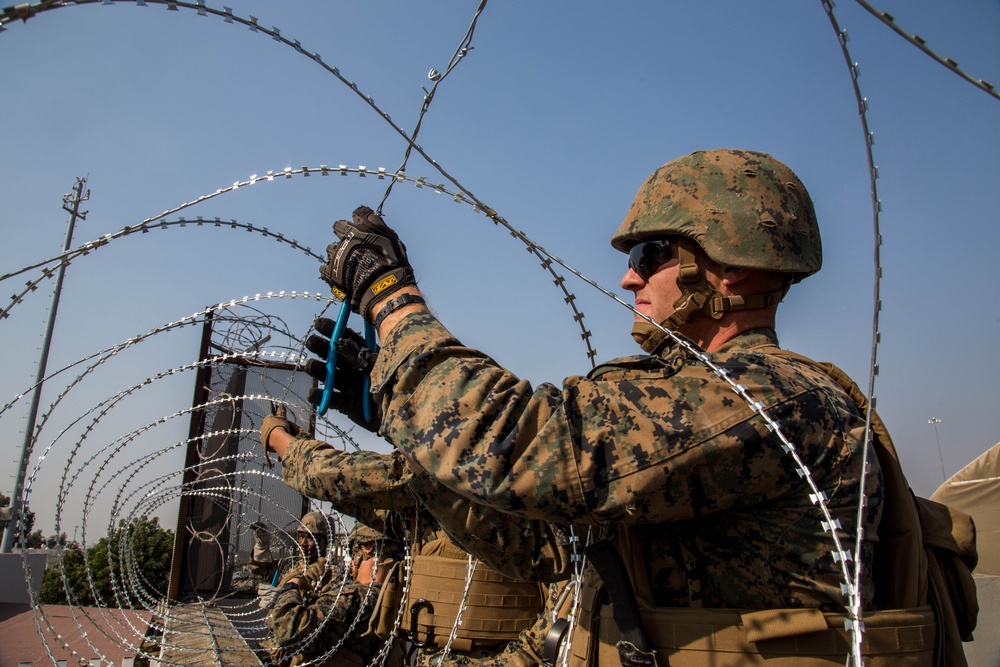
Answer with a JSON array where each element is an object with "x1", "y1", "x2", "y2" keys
[
  {"x1": 612, "y1": 149, "x2": 822, "y2": 351},
  {"x1": 612, "y1": 148, "x2": 822, "y2": 276},
  {"x1": 348, "y1": 523, "x2": 385, "y2": 545},
  {"x1": 298, "y1": 511, "x2": 333, "y2": 550}
]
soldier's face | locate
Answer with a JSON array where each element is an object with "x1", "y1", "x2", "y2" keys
[
  {"x1": 297, "y1": 531, "x2": 319, "y2": 563},
  {"x1": 622, "y1": 241, "x2": 729, "y2": 344},
  {"x1": 621, "y1": 248, "x2": 683, "y2": 332}
]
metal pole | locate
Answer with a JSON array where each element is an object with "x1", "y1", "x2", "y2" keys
[
  {"x1": 928, "y1": 417, "x2": 946, "y2": 483},
  {"x1": 2, "y1": 177, "x2": 88, "y2": 553},
  {"x1": 168, "y1": 308, "x2": 215, "y2": 600}
]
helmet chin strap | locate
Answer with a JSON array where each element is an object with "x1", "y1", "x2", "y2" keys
[{"x1": 631, "y1": 237, "x2": 791, "y2": 354}]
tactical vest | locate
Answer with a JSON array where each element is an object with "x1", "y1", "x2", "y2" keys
[
  {"x1": 370, "y1": 533, "x2": 544, "y2": 652},
  {"x1": 569, "y1": 570, "x2": 935, "y2": 666},
  {"x1": 565, "y1": 350, "x2": 977, "y2": 667}
]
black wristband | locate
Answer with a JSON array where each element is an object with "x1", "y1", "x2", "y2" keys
[
  {"x1": 279, "y1": 581, "x2": 300, "y2": 595},
  {"x1": 373, "y1": 294, "x2": 426, "y2": 330}
]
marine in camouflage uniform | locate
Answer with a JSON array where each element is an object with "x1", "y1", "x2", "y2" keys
[
  {"x1": 266, "y1": 431, "x2": 563, "y2": 666},
  {"x1": 370, "y1": 311, "x2": 880, "y2": 609},
  {"x1": 266, "y1": 512, "x2": 389, "y2": 666},
  {"x1": 312, "y1": 149, "x2": 895, "y2": 663},
  {"x1": 269, "y1": 560, "x2": 390, "y2": 666}
]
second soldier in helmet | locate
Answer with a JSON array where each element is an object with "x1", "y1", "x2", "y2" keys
[
  {"x1": 266, "y1": 512, "x2": 396, "y2": 666},
  {"x1": 260, "y1": 415, "x2": 556, "y2": 666}
]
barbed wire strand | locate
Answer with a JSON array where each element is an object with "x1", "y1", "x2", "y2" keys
[
  {"x1": 2, "y1": 1, "x2": 981, "y2": 664},
  {"x1": 851, "y1": 0, "x2": 998, "y2": 101},
  {"x1": 822, "y1": 1, "x2": 888, "y2": 663},
  {"x1": 376, "y1": 0, "x2": 489, "y2": 213}
]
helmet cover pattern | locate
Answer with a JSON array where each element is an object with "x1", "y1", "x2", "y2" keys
[{"x1": 612, "y1": 149, "x2": 822, "y2": 280}]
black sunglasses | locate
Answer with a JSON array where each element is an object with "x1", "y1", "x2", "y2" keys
[{"x1": 627, "y1": 239, "x2": 674, "y2": 281}]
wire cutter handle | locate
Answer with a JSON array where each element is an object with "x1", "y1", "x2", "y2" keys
[
  {"x1": 317, "y1": 301, "x2": 351, "y2": 417},
  {"x1": 316, "y1": 301, "x2": 377, "y2": 420},
  {"x1": 362, "y1": 321, "x2": 377, "y2": 422}
]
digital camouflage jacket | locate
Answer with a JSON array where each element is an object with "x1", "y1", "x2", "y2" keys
[
  {"x1": 369, "y1": 312, "x2": 884, "y2": 612},
  {"x1": 280, "y1": 439, "x2": 559, "y2": 666},
  {"x1": 269, "y1": 558, "x2": 386, "y2": 666}
]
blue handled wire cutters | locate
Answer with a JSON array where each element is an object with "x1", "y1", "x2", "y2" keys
[{"x1": 316, "y1": 300, "x2": 377, "y2": 421}]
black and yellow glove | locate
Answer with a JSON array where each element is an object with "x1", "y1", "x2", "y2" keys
[
  {"x1": 319, "y1": 206, "x2": 415, "y2": 320},
  {"x1": 305, "y1": 318, "x2": 381, "y2": 432}
]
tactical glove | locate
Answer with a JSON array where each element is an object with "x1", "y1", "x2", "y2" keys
[
  {"x1": 305, "y1": 318, "x2": 381, "y2": 432},
  {"x1": 260, "y1": 405, "x2": 300, "y2": 466},
  {"x1": 250, "y1": 521, "x2": 271, "y2": 549},
  {"x1": 257, "y1": 582, "x2": 279, "y2": 609},
  {"x1": 319, "y1": 205, "x2": 415, "y2": 320}
]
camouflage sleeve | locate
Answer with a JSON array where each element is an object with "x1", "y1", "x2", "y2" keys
[
  {"x1": 270, "y1": 583, "x2": 331, "y2": 648},
  {"x1": 370, "y1": 312, "x2": 587, "y2": 523},
  {"x1": 404, "y1": 471, "x2": 574, "y2": 581},
  {"x1": 280, "y1": 438, "x2": 419, "y2": 525},
  {"x1": 371, "y1": 312, "x2": 861, "y2": 528},
  {"x1": 277, "y1": 562, "x2": 307, "y2": 588},
  {"x1": 248, "y1": 552, "x2": 277, "y2": 581},
  {"x1": 252, "y1": 405, "x2": 570, "y2": 580}
]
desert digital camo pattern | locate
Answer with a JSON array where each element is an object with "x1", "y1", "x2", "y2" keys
[
  {"x1": 611, "y1": 149, "x2": 822, "y2": 278},
  {"x1": 280, "y1": 440, "x2": 418, "y2": 545},
  {"x1": 269, "y1": 555, "x2": 388, "y2": 666},
  {"x1": 279, "y1": 439, "x2": 557, "y2": 665},
  {"x1": 370, "y1": 312, "x2": 883, "y2": 611}
]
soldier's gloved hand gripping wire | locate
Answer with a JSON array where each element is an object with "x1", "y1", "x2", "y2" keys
[
  {"x1": 319, "y1": 205, "x2": 417, "y2": 321},
  {"x1": 313, "y1": 206, "x2": 424, "y2": 426}
]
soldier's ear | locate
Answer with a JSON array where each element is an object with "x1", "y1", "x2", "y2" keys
[{"x1": 721, "y1": 266, "x2": 751, "y2": 286}]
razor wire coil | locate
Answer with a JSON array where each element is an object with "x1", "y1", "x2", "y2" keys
[{"x1": 1, "y1": 1, "x2": 994, "y2": 666}]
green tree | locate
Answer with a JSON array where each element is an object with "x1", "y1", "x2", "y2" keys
[
  {"x1": 25, "y1": 529, "x2": 44, "y2": 549},
  {"x1": 39, "y1": 516, "x2": 174, "y2": 608},
  {"x1": 39, "y1": 544, "x2": 89, "y2": 605},
  {"x1": 45, "y1": 532, "x2": 69, "y2": 549},
  {"x1": 1, "y1": 491, "x2": 37, "y2": 545}
]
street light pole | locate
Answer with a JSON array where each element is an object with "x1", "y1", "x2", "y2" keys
[
  {"x1": 1, "y1": 178, "x2": 88, "y2": 553},
  {"x1": 928, "y1": 417, "x2": 946, "y2": 483}
]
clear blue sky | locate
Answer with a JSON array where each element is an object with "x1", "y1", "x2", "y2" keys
[{"x1": 1, "y1": 0, "x2": 997, "y2": 539}]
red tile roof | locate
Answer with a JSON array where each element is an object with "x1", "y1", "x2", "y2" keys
[{"x1": 0, "y1": 604, "x2": 154, "y2": 667}]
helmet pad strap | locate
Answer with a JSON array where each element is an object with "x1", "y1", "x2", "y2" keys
[{"x1": 632, "y1": 238, "x2": 791, "y2": 354}]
